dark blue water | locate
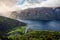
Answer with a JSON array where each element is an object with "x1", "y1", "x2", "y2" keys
[{"x1": 18, "y1": 19, "x2": 60, "y2": 31}]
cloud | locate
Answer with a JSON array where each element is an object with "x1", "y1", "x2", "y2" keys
[
  {"x1": 0, "y1": 0, "x2": 18, "y2": 17},
  {"x1": 26, "y1": 0, "x2": 60, "y2": 7},
  {"x1": 0, "y1": 0, "x2": 60, "y2": 12},
  {"x1": 17, "y1": 0, "x2": 25, "y2": 5},
  {"x1": 0, "y1": 0, "x2": 60, "y2": 17},
  {"x1": 40, "y1": 0, "x2": 60, "y2": 7},
  {"x1": 16, "y1": 0, "x2": 46, "y2": 10},
  {"x1": 17, "y1": 0, "x2": 45, "y2": 5},
  {"x1": 27, "y1": 0, "x2": 45, "y2": 4},
  {"x1": 0, "y1": 0, "x2": 18, "y2": 12},
  {"x1": 17, "y1": 0, "x2": 60, "y2": 10}
]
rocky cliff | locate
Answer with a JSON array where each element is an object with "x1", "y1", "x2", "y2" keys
[{"x1": 17, "y1": 7, "x2": 60, "y2": 20}]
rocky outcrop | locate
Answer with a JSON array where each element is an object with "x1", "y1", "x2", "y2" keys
[{"x1": 18, "y1": 7, "x2": 60, "y2": 20}]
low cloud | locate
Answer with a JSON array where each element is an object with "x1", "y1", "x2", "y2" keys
[
  {"x1": 17, "y1": 0, "x2": 60, "y2": 10},
  {"x1": 0, "y1": 0, "x2": 18, "y2": 12},
  {"x1": 0, "y1": 0, "x2": 18, "y2": 17},
  {"x1": 27, "y1": 0, "x2": 45, "y2": 4},
  {"x1": 40, "y1": 0, "x2": 60, "y2": 7}
]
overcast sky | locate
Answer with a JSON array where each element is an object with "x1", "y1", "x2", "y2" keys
[
  {"x1": 0, "y1": 0, "x2": 60, "y2": 17},
  {"x1": 0, "y1": 0, "x2": 60, "y2": 11},
  {"x1": 17, "y1": 0, "x2": 60, "y2": 9}
]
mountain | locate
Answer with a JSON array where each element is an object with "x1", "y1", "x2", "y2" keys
[
  {"x1": 16, "y1": 7, "x2": 60, "y2": 20},
  {"x1": 0, "y1": 16, "x2": 26, "y2": 36}
]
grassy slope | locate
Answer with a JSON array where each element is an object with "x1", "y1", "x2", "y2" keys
[
  {"x1": 8, "y1": 31, "x2": 60, "y2": 40},
  {"x1": 8, "y1": 26, "x2": 26, "y2": 34}
]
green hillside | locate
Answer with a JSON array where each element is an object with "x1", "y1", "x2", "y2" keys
[
  {"x1": 8, "y1": 31, "x2": 60, "y2": 40},
  {"x1": 0, "y1": 16, "x2": 26, "y2": 36}
]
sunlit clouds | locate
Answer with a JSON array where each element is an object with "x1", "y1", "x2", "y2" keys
[
  {"x1": 0, "y1": 0, "x2": 18, "y2": 17},
  {"x1": 0, "y1": 0, "x2": 60, "y2": 17},
  {"x1": 17, "y1": 0, "x2": 60, "y2": 10},
  {"x1": 16, "y1": 0, "x2": 46, "y2": 10},
  {"x1": 40, "y1": 0, "x2": 60, "y2": 7},
  {"x1": 0, "y1": 0, "x2": 60, "y2": 12},
  {"x1": 0, "y1": 0, "x2": 18, "y2": 12}
]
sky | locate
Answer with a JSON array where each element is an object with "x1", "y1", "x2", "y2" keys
[
  {"x1": 0, "y1": 0, "x2": 60, "y2": 11},
  {"x1": 0, "y1": 0, "x2": 60, "y2": 17},
  {"x1": 16, "y1": 0, "x2": 46, "y2": 9},
  {"x1": 16, "y1": 0, "x2": 60, "y2": 9}
]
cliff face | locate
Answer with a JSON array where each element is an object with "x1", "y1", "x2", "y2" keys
[{"x1": 18, "y1": 7, "x2": 60, "y2": 20}]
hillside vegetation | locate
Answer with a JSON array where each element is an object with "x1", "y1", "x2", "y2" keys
[
  {"x1": 8, "y1": 31, "x2": 60, "y2": 40},
  {"x1": 0, "y1": 16, "x2": 26, "y2": 36}
]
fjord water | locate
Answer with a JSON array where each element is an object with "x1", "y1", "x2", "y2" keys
[{"x1": 18, "y1": 19, "x2": 60, "y2": 32}]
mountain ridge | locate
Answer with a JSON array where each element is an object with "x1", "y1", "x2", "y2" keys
[{"x1": 18, "y1": 7, "x2": 60, "y2": 20}]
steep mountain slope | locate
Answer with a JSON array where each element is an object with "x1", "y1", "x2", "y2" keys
[
  {"x1": 17, "y1": 7, "x2": 60, "y2": 20},
  {"x1": 0, "y1": 16, "x2": 26, "y2": 35}
]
